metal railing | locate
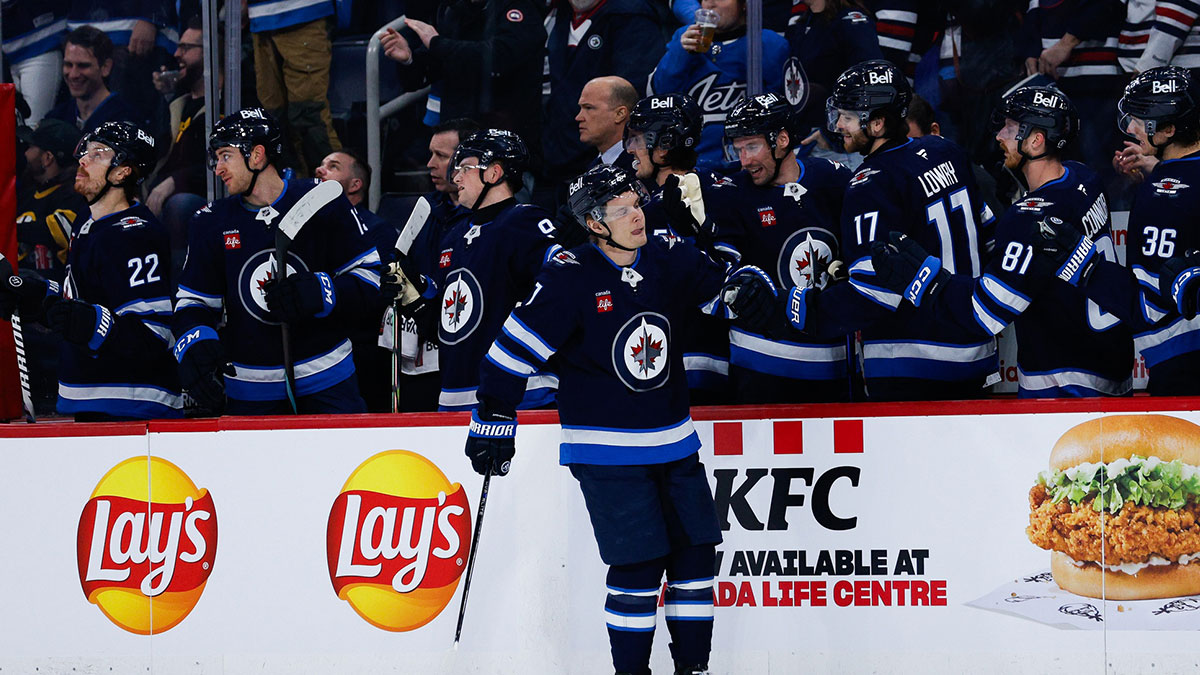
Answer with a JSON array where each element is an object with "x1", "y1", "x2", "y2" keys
[{"x1": 366, "y1": 16, "x2": 431, "y2": 211}]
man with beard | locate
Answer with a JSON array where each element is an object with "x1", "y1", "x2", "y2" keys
[
  {"x1": 0, "y1": 122, "x2": 182, "y2": 420},
  {"x1": 724, "y1": 60, "x2": 999, "y2": 401},
  {"x1": 871, "y1": 85, "x2": 1133, "y2": 397},
  {"x1": 12, "y1": 119, "x2": 89, "y2": 414}
]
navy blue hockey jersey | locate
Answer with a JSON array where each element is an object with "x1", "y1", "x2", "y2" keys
[
  {"x1": 174, "y1": 180, "x2": 381, "y2": 403},
  {"x1": 803, "y1": 135, "x2": 999, "y2": 392},
  {"x1": 57, "y1": 202, "x2": 182, "y2": 418},
  {"x1": 477, "y1": 237, "x2": 730, "y2": 465},
  {"x1": 928, "y1": 162, "x2": 1132, "y2": 397},
  {"x1": 708, "y1": 157, "x2": 853, "y2": 398},
  {"x1": 1084, "y1": 150, "x2": 1200, "y2": 393},
  {"x1": 433, "y1": 199, "x2": 561, "y2": 410}
]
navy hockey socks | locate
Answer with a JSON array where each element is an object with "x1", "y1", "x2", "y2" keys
[
  {"x1": 605, "y1": 557, "x2": 667, "y2": 675},
  {"x1": 665, "y1": 544, "x2": 716, "y2": 669}
]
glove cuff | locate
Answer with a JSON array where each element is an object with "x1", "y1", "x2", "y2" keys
[
  {"x1": 174, "y1": 325, "x2": 220, "y2": 363},
  {"x1": 905, "y1": 256, "x2": 943, "y2": 307},
  {"x1": 1172, "y1": 266, "x2": 1200, "y2": 316},
  {"x1": 314, "y1": 272, "x2": 337, "y2": 318},
  {"x1": 729, "y1": 265, "x2": 778, "y2": 295},
  {"x1": 1055, "y1": 237, "x2": 1097, "y2": 286},
  {"x1": 87, "y1": 305, "x2": 115, "y2": 351},
  {"x1": 469, "y1": 409, "x2": 517, "y2": 439},
  {"x1": 787, "y1": 287, "x2": 809, "y2": 331}
]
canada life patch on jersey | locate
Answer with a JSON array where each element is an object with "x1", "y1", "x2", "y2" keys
[
  {"x1": 849, "y1": 168, "x2": 878, "y2": 186},
  {"x1": 507, "y1": 8, "x2": 523, "y2": 21},
  {"x1": 224, "y1": 230, "x2": 241, "y2": 250},
  {"x1": 1017, "y1": 197, "x2": 1053, "y2": 212},
  {"x1": 778, "y1": 229, "x2": 835, "y2": 290},
  {"x1": 612, "y1": 313, "x2": 671, "y2": 392},
  {"x1": 757, "y1": 206, "x2": 777, "y2": 228},
  {"x1": 439, "y1": 268, "x2": 483, "y2": 345},
  {"x1": 237, "y1": 248, "x2": 305, "y2": 325},
  {"x1": 439, "y1": 248, "x2": 453, "y2": 269},
  {"x1": 1153, "y1": 178, "x2": 1190, "y2": 195},
  {"x1": 595, "y1": 291, "x2": 613, "y2": 313}
]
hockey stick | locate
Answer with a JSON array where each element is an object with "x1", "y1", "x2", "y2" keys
[
  {"x1": 273, "y1": 179, "x2": 344, "y2": 413},
  {"x1": 454, "y1": 466, "x2": 492, "y2": 647},
  {"x1": 388, "y1": 197, "x2": 432, "y2": 412},
  {"x1": 0, "y1": 252, "x2": 35, "y2": 423}
]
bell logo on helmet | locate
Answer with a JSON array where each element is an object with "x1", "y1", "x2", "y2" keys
[
  {"x1": 868, "y1": 70, "x2": 893, "y2": 85},
  {"x1": 136, "y1": 129, "x2": 155, "y2": 146},
  {"x1": 569, "y1": 177, "x2": 584, "y2": 195},
  {"x1": 1033, "y1": 91, "x2": 1060, "y2": 108},
  {"x1": 757, "y1": 93, "x2": 780, "y2": 105},
  {"x1": 240, "y1": 109, "x2": 267, "y2": 119},
  {"x1": 1153, "y1": 80, "x2": 1180, "y2": 94},
  {"x1": 650, "y1": 97, "x2": 674, "y2": 110}
]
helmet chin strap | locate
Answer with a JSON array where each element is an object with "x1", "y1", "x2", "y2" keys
[
  {"x1": 87, "y1": 167, "x2": 130, "y2": 206},
  {"x1": 471, "y1": 167, "x2": 503, "y2": 210},
  {"x1": 592, "y1": 220, "x2": 638, "y2": 252}
]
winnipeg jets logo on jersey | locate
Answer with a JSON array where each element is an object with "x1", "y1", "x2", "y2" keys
[
  {"x1": 237, "y1": 249, "x2": 303, "y2": 324},
  {"x1": 1153, "y1": 178, "x2": 1190, "y2": 195},
  {"x1": 256, "y1": 206, "x2": 280, "y2": 226},
  {"x1": 1017, "y1": 197, "x2": 1054, "y2": 212},
  {"x1": 849, "y1": 168, "x2": 878, "y2": 186},
  {"x1": 439, "y1": 268, "x2": 484, "y2": 344},
  {"x1": 784, "y1": 57, "x2": 806, "y2": 108},
  {"x1": 779, "y1": 229, "x2": 836, "y2": 290},
  {"x1": 612, "y1": 313, "x2": 671, "y2": 392}
]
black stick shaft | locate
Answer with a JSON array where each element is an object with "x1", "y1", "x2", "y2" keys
[{"x1": 454, "y1": 469, "x2": 491, "y2": 644}]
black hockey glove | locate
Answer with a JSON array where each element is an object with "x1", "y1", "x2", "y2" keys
[
  {"x1": 662, "y1": 173, "x2": 703, "y2": 238},
  {"x1": 870, "y1": 232, "x2": 949, "y2": 307},
  {"x1": 465, "y1": 405, "x2": 517, "y2": 477},
  {"x1": 722, "y1": 265, "x2": 793, "y2": 335},
  {"x1": 264, "y1": 271, "x2": 336, "y2": 322},
  {"x1": 1031, "y1": 216, "x2": 1098, "y2": 287},
  {"x1": 0, "y1": 262, "x2": 51, "y2": 322},
  {"x1": 553, "y1": 202, "x2": 591, "y2": 250},
  {"x1": 1161, "y1": 250, "x2": 1200, "y2": 320},
  {"x1": 174, "y1": 326, "x2": 233, "y2": 414},
  {"x1": 46, "y1": 300, "x2": 116, "y2": 350}
]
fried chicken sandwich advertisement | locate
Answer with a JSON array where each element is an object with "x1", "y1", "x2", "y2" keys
[{"x1": 968, "y1": 414, "x2": 1200, "y2": 630}]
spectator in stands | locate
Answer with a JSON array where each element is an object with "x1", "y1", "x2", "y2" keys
[
  {"x1": 650, "y1": 0, "x2": 789, "y2": 171},
  {"x1": 14, "y1": 119, "x2": 88, "y2": 415},
  {"x1": 1022, "y1": 0, "x2": 1127, "y2": 201},
  {"x1": 380, "y1": 0, "x2": 547, "y2": 169},
  {"x1": 67, "y1": 1, "x2": 178, "y2": 141},
  {"x1": 1121, "y1": 0, "x2": 1200, "y2": 76},
  {"x1": 865, "y1": 0, "x2": 930, "y2": 81},
  {"x1": 145, "y1": 17, "x2": 210, "y2": 279},
  {"x1": 3, "y1": 2, "x2": 69, "y2": 124},
  {"x1": 247, "y1": 0, "x2": 342, "y2": 176},
  {"x1": 315, "y1": 149, "x2": 382, "y2": 229},
  {"x1": 671, "y1": 0, "x2": 794, "y2": 33},
  {"x1": 785, "y1": 0, "x2": 883, "y2": 163},
  {"x1": 541, "y1": 0, "x2": 664, "y2": 189},
  {"x1": 378, "y1": 118, "x2": 477, "y2": 412},
  {"x1": 46, "y1": 26, "x2": 147, "y2": 133},
  {"x1": 577, "y1": 77, "x2": 640, "y2": 172}
]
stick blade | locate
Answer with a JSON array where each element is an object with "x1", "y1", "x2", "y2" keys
[{"x1": 277, "y1": 179, "x2": 344, "y2": 242}]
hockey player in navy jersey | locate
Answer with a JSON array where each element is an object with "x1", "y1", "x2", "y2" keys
[
  {"x1": 714, "y1": 92, "x2": 854, "y2": 402},
  {"x1": 0, "y1": 121, "x2": 182, "y2": 420},
  {"x1": 392, "y1": 129, "x2": 562, "y2": 410},
  {"x1": 172, "y1": 108, "x2": 381, "y2": 415},
  {"x1": 1035, "y1": 67, "x2": 1200, "y2": 395},
  {"x1": 465, "y1": 164, "x2": 733, "y2": 675},
  {"x1": 724, "y1": 60, "x2": 999, "y2": 400},
  {"x1": 625, "y1": 92, "x2": 735, "y2": 403},
  {"x1": 869, "y1": 86, "x2": 1133, "y2": 397}
]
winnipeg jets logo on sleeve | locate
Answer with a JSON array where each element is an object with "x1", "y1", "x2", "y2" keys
[
  {"x1": 849, "y1": 168, "x2": 879, "y2": 186},
  {"x1": 779, "y1": 230, "x2": 835, "y2": 290},
  {"x1": 1017, "y1": 197, "x2": 1054, "y2": 212},
  {"x1": 439, "y1": 268, "x2": 483, "y2": 345},
  {"x1": 1153, "y1": 178, "x2": 1190, "y2": 195},
  {"x1": 612, "y1": 313, "x2": 671, "y2": 392}
]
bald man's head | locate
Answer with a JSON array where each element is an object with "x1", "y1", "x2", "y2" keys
[{"x1": 576, "y1": 76, "x2": 638, "y2": 151}]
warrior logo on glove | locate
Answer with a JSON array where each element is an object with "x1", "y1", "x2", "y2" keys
[{"x1": 612, "y1": 313, "x2": 671, "y2": 391}]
